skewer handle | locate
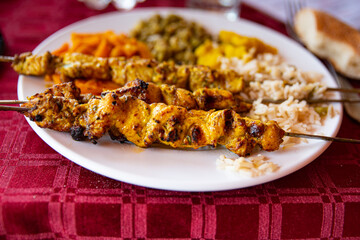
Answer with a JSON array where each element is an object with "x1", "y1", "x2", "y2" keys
[
  {"x1": 0, "y1": 55, "x2": 14, "y2": 62},
  {"x1": 285, "y1": 132, "x2": 360, "y2": 144},
  {"x1": 0, "y1": 100, "x2": 29, "y2": 112},
  {"x1": 0, "y1": 100, "x2": 27, "y2": 104},
  {"x1": 0, "y1": 106, "x2": 29, "y2": 112}
]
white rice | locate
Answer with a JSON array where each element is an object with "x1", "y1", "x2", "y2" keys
[
  {"x1": 216, "y1": 53, "x2": 336, "y2": 176},
  {"x1": 220, "y1": 53, "x2": 335, "y2": 135},
  {"x1": 248, "y1": 97, "x2": 322, "y2": 145}
]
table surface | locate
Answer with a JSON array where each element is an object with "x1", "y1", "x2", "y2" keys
[{"x1": 0, "y1": 0, "x2": 360, "y2": 239}]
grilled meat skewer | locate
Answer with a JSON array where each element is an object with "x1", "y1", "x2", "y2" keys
[
  {"x1": 3, "y1": 100, "x2": 359, "y2": 145},
  {"x1": 19, "y1": 82, "x2": 284, "y2": 156},
  {"x1": 3, "y1": 83, "x2": 359, "y2": 153},
  {"x1": 3, "y1": 53, "x2": 359, "y2": 104},
  {"x1": 2, "y1": 53, "x2": 360, "y2": 95},
  {"x1": 8, "y1": 52, "x2": 244, "y2": 93}
]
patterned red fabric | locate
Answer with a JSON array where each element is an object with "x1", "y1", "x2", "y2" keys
[{"x1": 1, "y1": 0, "x2": 360, "y2": 239}]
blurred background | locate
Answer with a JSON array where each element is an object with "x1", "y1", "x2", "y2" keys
[
  {"x1": 78, "y1": 0, "x2": 360, "y2": 28},
  {"x1": 243, "y1": 0, "x2": 360, "y2": 29}
]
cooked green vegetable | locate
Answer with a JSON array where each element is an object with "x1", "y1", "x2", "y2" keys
[{"x1": 130, "y1": 14, "x2": 213, "y2": 64}]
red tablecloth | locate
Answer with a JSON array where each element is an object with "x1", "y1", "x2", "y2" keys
[{"x1": 0, "y1": 0, "x2": 360, "y2": 239}]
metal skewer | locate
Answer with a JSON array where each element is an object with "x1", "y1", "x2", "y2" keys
[
  {"x1": 245, "y1": 98, "x2": 360, "y2": 104},
  {"x1": 9, "y1": 97, "x2": 356, "y2": 105},
  {"x1": 0, "y1": 106, "x2": 29, "y2": 112},
  {"x1": 327, "y1": 87, "x2": 360, "y2": 94},
  {"x1": 285, "y1": 132, "x2": 360, "y2": 144}
]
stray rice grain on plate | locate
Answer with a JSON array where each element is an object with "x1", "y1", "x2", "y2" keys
[{"x1": 216, "y1": 154, "x2": 280, "y2": 177}]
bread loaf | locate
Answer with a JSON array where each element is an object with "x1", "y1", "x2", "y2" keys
[{"x1": 294, "y1": 8, "x2": 360, "y2": 79}]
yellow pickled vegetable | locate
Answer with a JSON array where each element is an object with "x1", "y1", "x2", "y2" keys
[
  {"x1": 219, "y1": 31, "x2": 278, "y2": 56},
  {"x1": 194, "y1": 40, "x2": 222, "y2": 67},
  {"x1": 195, "y1": 30, "x2": 278, "y2": 68}
]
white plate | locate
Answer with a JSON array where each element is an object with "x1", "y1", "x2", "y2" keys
[{"x1": 17, "y1": 8, "x2": 342, "y2": 191}]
